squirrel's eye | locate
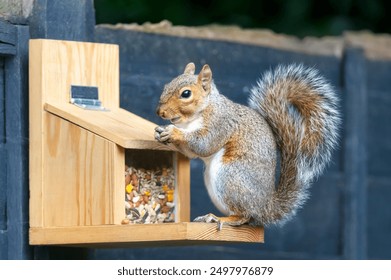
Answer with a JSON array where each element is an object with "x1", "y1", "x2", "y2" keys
[{"x1": 180, "y1": 90, "x2": 192, "y2": 99}]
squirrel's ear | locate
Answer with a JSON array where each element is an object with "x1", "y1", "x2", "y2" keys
[
  {"x1": 198, "y1": 64, "x2": 212, "y2": 93},
  {"x1": 184, "y1": 62, "x2": 196, "y2": 75}
]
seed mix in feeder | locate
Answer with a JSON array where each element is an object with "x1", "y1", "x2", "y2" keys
[{"x1": 122, "y1": 165, "x2": 175, "y2": 224}]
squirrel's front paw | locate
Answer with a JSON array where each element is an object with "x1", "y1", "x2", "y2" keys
[
  {"x1": 155, "y1": 125, "x2": 174, "y2": 144},
  {"x1": 155, "y1": 125, "x2": 184, "y2": 145}
]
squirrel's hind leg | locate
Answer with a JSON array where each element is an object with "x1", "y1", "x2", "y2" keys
[{"x1": 193, "y1": 213, "x2": 250, "y2": 231}]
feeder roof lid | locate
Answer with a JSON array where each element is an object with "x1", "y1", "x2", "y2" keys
[{"x1": 45, "y1": 102, "x2": 173, "y2": 151}]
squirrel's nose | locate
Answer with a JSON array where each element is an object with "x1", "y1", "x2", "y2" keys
[{"x1": 156, "y1": 104, "x2": 165, "y2": 118}]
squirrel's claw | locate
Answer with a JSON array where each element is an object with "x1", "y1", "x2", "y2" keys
[
  {"x1": 193, "y1": 213, "x2": 219, "y2": 223},
  {"x1": 155, "y1": 126, "x2": 165, "y2": 133},
  {"x1": 154, "y1": 126, "x2": 163, "y2": 141},
  {"x1": 155, "y1": 126, "x2": 171, "y2": 144},
  {"x1": 194, "y1": 214, "x2": 250, "y2": 231},
  {"x1": 193, "y1": 213, "x2": 223, "y2": 231}
]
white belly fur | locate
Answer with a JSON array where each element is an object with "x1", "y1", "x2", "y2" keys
[
  {"x1": 176, "y1": 115, "x2": 203, "y2": 132},
  {"x1": 202, "y1": 148, "x2": 229, "y2": 215}
]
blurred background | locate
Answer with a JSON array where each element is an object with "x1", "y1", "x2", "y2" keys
[{"x1": 94, "y1": 0, "x2": 391, "y2": 37}]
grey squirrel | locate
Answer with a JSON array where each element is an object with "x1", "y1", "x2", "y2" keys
[{"x1": 155, "y1": 62, "x2": 340, "y2": 230}]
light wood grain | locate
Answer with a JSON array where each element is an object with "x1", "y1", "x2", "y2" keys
[
  {"x1": 44, "y1": 102, "x2": 171, "y2": 150},
  {"x1": 39, "y1": 39, "x2": 120, "y2": 108},
  {"x1": 29, "y1": 39, "x2": 125, "y2": 228},
  {"x1": 29, "y1": 39, "x2": 191, "y2": 231},
  {"x1": 176, "y1": 152, "x2": 191, "y2": 222},
  {"x1": 29, "y1": 39, "x2": 44, "y2": 227},
  {"x1": 186, "y1": 222, "x2": 263, "y2": 243},
  {"x1": 29, "y1": 223, "x2": 263, "y2": 246},
  {"x1": 43, "y1": 114, "x2": 122, "y2": 226},
  {"x1": 29, "y1": 39, "x2": 122, "y2": 227}
]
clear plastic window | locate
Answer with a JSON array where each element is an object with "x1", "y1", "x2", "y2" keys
[{"x1": 122, "y1": 149, "x2": 176, "y2": 224}]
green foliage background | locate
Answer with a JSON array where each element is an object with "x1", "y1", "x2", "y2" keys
[{"x1": 94, "y1": 0, "x2": 390, "y2": 37}]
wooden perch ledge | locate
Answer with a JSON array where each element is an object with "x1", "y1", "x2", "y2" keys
[{"x1": 30, "y1": 223, "x2": 264, "y2": 247}]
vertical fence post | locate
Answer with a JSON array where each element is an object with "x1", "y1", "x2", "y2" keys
[
  {"x1": 5, "y1": 25, "x2": 31, "y2": 259},
  {"x1": 342, "y1": 47, "x2": 368, "y2": 259},
  {"x1": 29, "y1": 0, "x2": 95, "y2": 41},
  {"x1": 0, "y1": 57, "x2": 6, "y2": 258}
]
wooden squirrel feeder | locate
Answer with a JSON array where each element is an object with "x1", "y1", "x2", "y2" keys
[{"x1": 28, "y1": 39, "x2": 263, "y2": 246}]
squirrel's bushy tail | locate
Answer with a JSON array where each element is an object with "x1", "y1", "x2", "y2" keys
[{"x1": 249, "y1": 64, "x2": 340, "y2": 225}]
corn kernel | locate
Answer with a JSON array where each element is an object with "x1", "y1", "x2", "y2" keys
[{"x1": 125, "y1": 183, "x2": 133, "y2": 193}]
